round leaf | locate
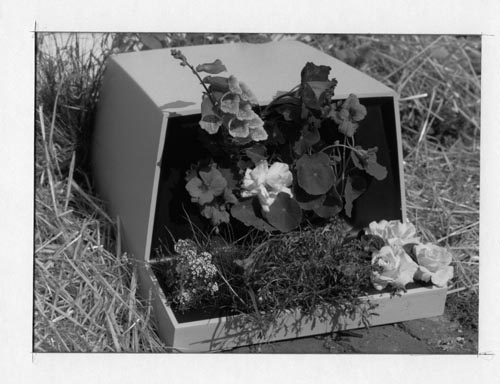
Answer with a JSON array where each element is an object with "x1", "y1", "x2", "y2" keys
[
  {"x1": 231, "y1": 199, "x2": 275, "y2": 232},
  {"x1": 344, "y1": 174, "x2": 368, "y2": 218},
  {"x1": 264, "y1": 193, "x2": 302, "y2": 233},
  {"x1": 351, "y1": 147, "x2": 388, "y2": 181},
  {"x1": 296, "y1": 153, "x2": 335, "y2": 195},
  {"x1": 313, "y1": 188, "x2": 343, "y2": 218},
  {"x1": 245, "y1": 145, "x2": 268, "y2": 165},
  {"x1": 294, "y1": 184, "x2": 325, "y2": 210},
  {"x1": 300, "y1": 62, "x2": 331, "y2": 82}
]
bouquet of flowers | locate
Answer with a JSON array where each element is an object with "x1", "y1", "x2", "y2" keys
[
  {"x1": 171, "y1": 49, "x2": 387, "y2": 233},
  {"x1": 161, "y1": 50, "x2": 453, "y2": 315}
]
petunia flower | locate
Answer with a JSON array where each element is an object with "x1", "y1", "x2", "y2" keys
[
  {"x1": 186, "y1": 166, "x2": 227, "y2": 205},
  {"x1": 371, "y1": 244, "x2": 419, "y2": 290},
  {"x1": 201, "y1": 204, "x2": 230, "y2": 226},
  {"x1": 241, "y1": 160, "x2": 293, "y2": 212},
  {"x1": 330, "y1": 94, "x2": 367, "y2": 137},
  {"x1": 413, "y1": 243, "x2": 454, "y2": 287}
]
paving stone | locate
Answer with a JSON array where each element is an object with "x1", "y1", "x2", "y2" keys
[
  {"x1": 229, "y1": 324, "x2": 433, "y2": 354},
  {"x1": 399, "y1": 316, "x2": 478, "y2": 354},
  {"x1": 333, "y1": 324, "x2": 434, "y2": 354},
  {"x1": 228, "y1": 315, "x2": 478, "y2": 354},
  {"x1": 230, "y1": 336, "x2": 333, "y2": 353}
]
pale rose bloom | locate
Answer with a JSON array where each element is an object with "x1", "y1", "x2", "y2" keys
[
  {"x1": 241, "y1": 160, "x2": 293, "y2": 212},
  {"x1": 366, "y1": 220, "x2": 420, "y2": 245},
  {"x1": 413, "y1": 243, "x2": 454, "y2": 287},
  {"x1": 371, "y1": 245, "x2": 418, "y2": 291}
]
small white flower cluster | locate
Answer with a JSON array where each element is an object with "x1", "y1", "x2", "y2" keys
[{"x1": 174, "y1": 239, "x2": 219, "y2": 308}]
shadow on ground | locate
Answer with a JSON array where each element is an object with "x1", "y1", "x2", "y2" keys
[{"x1": 229, "y1": 315, "x2": 478, "y2": 354}]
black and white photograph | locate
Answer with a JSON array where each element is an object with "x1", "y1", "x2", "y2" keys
[
  {"x1": 33, "y1": 32, "x2": 480, "y2": 354},
  {"x1": 1, "y1": 1, "x2": 500, "y2": 383}
]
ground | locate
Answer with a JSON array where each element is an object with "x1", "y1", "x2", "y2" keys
[{"x1": 230, "y1": 315, "x2": 477, "y2": 354}]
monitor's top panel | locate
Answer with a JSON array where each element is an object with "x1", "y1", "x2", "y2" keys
[{"x1": 111, "y1": 40, "x2": 396, "y2": 115}]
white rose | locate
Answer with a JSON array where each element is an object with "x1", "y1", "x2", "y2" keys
[
  {"x1": 371, "y1": 245, "x2": 418, "y2": 291},
  {"x1": 241, "y1": 160, "x2": 293, "y2": 212},
  {"x1": 414, "y1": 243, "x2": 454, "y2": 287},
  {"x1": 366, "y1": 220, "x2": 420, "y2": 245}
]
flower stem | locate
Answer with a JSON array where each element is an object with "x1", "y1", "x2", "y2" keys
[
  {"x1": 320, "y1": 143, "x2": 363, "y2": 156},
  {"x1": 341, "y1": 136, "x2": 347, "y2": 193},
  {"x1": 175, "y1": 53, "x2": 219, "y2": 108},
  {"x1": 187, "y1": 63, "x2": 219, "y2": 108}
]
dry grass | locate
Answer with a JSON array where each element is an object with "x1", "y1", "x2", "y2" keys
[
  {"x1": 34, "y1": 33, "x2": 480, "y2": 352},
  {"x1": 359, "y1": 35, "x2": 480, "y2": 328},
  {"x1": 35, "y1": 34, "x2": 171, "y2": 352},
  {"x1": 35, "y1": 102, "x2": 170, "y2": 352}
]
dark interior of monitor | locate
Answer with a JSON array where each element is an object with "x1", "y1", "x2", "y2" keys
[{"x1": 150, "y1": 97, "x2": 403, "y2": 259}]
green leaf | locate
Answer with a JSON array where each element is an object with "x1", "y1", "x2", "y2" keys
[
  {"x1": 294, "y1": 184, "x2": 326, "y2": 210},
  {"x1": 300, "y1": 63, "x2": 335, "y2": 110},
  {"x1": 301, "y1": 82, "x2": 321, "y2": 110},
  {"x1": 293, "y1": 124, "x2": 320, "y2": 156},
  {"x1": 313, "y1": 188, "x2": 343, "y2": 218},
  {"x1": 231, "y1": 135, "x2": 254, "y2": 146},
  {"x1": 293, "y1": 138, "x2": 308, "y2": 156},
  {"x1": 245, "y1": 144, "x2": 268, "y2": 165},
  {"x1": 359, "y1": 234, "x2": 386, "y2": 252},
  {"x1": 307, "y1": 80, "x2": 337, "y2": 103},
  {"x1": 275, "y1": 103, "x2": 300, "y2": 121},
  {"x1": 344, "y1": 174, "x2": 368, "y2": 217},
  {"x1": 296, "y1": 152, "x2": 335, "y2": 195},
  {"x1": 196, "y1": 59, "x2": 227, "y2": 74},
  {"x1": 303, "y1": 124, "x2": 320, "y2": 145},
  {"x1": 301, "y1": 62, "x2": 331, "y2": 82},
  {"x1": 264, "y1": 193, "x2": 302, "y2": 233},
  {"x1": 231, "y1": 199, "x2": 275, "y2": 232},
  {"x1": 351, "y1": 146, "x2": 388, "y2": 181}
]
